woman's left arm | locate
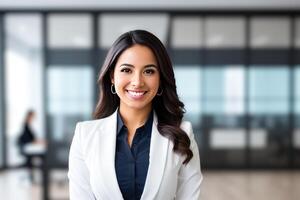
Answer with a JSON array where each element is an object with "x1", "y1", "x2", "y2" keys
[
  {"x1": 176, "y1": 122, "x2": 203, "y2": 200},
  {"x1": 68, "y1": 122, "x2": 96, "y2": 199}
]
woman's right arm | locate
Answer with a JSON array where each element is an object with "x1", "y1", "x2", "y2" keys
[{"x1": 68, "y1": 123, "x2": 96, "y2": 199}]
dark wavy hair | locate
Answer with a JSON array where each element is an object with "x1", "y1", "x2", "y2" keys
[{"x1": 93, "y1": 30, "x2": 193, "y2": 164}]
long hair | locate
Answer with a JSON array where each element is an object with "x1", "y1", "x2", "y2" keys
[{"x1": 93, "y1": 30, "x2": 193, "y2": 164}]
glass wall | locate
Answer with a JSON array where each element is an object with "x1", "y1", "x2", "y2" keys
[
  {"x1": 47, "y1": 66, "x2": 93, "y2": 161},
  {"x1": 249, "y1": 67, "x2": 290, "y2": 167},
  {"x1": 174, "y1": 67, "x2": 202, "y2": 127},
  {"x1": 0, "y1": 10, "x2": 298, "y2": 200},
  {"x1": 171, "y1": 16, "x2": 203, "y2": 148},
  {"x1": 47, "y1": 13, "x2": 94, "y2": 160},
  {"x1": 4, "y1": 14, "x2": 44, "y2": 166},
  {"x1": 202, "y1": 66, "x2": 246, "y2": 167},
  {"x1": 202, "y1": 16, "x2": 247, "y2": 168},
  {"x1": 99, "y1": 13, "x2": 169, "y2": 48},
  {"x1": 98, "y1": 13, "x2": 170, "y2": 65},
  {"x1": 0, "y1": 11, "x2": 298, "y2": 172},
  {"x1": 249, "y1": 16, "x2": 291, "y2": 167},
  {"x1": 46, "y1": 13, "x2": 95, "y2": 199}
]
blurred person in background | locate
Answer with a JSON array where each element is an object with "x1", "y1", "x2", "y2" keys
[
  {"x1": 68, "y1": 30, "x2": 203, "y2": 200},
  {"x1": 18, "y1": 110, "x2": 45, "y2": 183}
]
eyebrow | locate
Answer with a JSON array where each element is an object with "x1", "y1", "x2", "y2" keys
[{"x1": 119, "y1": 63, "x2": 158, "y2": 69}]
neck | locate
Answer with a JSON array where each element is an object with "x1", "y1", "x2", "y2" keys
[{"x1": 119, "y1": 106, "x2": 152, "y2": 129}]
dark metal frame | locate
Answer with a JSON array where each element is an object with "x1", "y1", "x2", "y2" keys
[
  {"x1": 42, "y1": 11, "x2": 49, "y2": 200},
  {"x1": 245, "y1": 14, "x2": 251, "y2": 168},
  {"x1": 0, "y1": 9, "x2": 297, "y2": 14},
  {"x1": 0, "y1": 13, "x2": 6, "y2": 170},
  {"x1": 289, "y1": 15, "x2": 296, "y2": 168}
]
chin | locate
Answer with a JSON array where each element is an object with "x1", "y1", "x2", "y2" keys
[{"x1": 124, "y1": 102, "x2": 152, "y2": 111}]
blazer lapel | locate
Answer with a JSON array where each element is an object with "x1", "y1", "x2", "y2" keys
[
  {"x1": 92, "y1": 110, "x2": 123, "y2": 200},
  {"x1": 141, "y1": 113, "x2": 169, "y2": 200}
]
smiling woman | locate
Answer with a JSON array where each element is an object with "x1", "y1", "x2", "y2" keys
[
  {"x1": 112, "y1": 45, "x2": 160, "y2": 120},
  {"x1": 68, "y1": 30, "x2": 203, "y2": 200}
]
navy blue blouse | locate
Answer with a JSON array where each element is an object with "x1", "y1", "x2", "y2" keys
[{"x1": 115, "y1": 111, "x2": 153, "y2": 200}]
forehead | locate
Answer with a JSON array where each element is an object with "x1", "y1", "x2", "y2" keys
[{"x1": 116, "y1": 44, "x2": 158, "y2": 65}]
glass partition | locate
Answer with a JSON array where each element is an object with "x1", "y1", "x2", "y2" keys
[
  {"x1": 4, "y1": 14, "x2": 43, "y2": 166},
  {"x1": 47, "y1": 66, "x2": 93, "y2": 167},
  {"x1": 202, "y1": 66, "x2": 246, "y2": 167},
  {"x1": 170, "y1": 16, "x2": 203, "y2": 65},
  {"x1": 46, "y1": 14, "x2": 95, "y2": 199},
  {"x1": 98, "y1": 13, "x2": 169, "y2": 48},
  {"x1": 249, "y1": 66, "x2": 290, "y2": 167},
  {"x1": 0, "y1": 11, "x2": 296, "y2": 174},
  {"x1": 174, "y1": 66, "x2": 202, "y2": 126},
  {"x1": 170, "y1": 16, "x2": 203, "y2": 151},
  {"x1": 250, "y1": 17, "x2": 291, "y2": 48},
  {"x1": 48, "y1": 14, "x2": 93, "y2": 49},
  {"x1": 171, "y1": 17, "x2": 203, "y2": 48},
  {"x1": 204, "y1": 17, "x2": 246, "y2": 48},
  {"x1": 174, "y1": 66, "x2": 202, "y2": 146},
  {"x1": 46, "y1": 14, "x2": 95, "y2": 169}
]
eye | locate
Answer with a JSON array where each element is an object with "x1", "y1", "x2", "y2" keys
[
  {"x1": 144, "y1": 69, "x2": 155, "y2": 75},
  {"x1": 120, "y1": 68, "x2": 132, "y2": 73}
]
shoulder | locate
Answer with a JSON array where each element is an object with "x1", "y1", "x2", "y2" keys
[
  {"x1": 72, "y1": 115, "x2": 115, "y2": 153},
  {"x1": 76, "y1": 119, "x2": 103, "y2": 131},
  {"x1": 73, "y1": 119, "x2": 102, "y2": 145},
  {"x1": 75, "y1": 114, "x2": 115, "y2": 139},
  {"x1": 77, "y1": 113, "x2": 115, "y2": 130}
]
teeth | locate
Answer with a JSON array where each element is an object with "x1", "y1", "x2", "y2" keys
[{"x1": 128, "y1": 91, "x2": 144, "y2": 96}]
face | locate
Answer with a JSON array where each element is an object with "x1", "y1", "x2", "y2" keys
[
  {"x1": 27, "y1": 112, "x2": 35, "y2": 123},
  {"x1": 111, "y1": 44, "x2": 160, "y2": 113}
]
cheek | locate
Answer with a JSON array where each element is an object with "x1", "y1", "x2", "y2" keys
[
  {"x1": 113, "y1": 73, "x2": 124, "y2": 84},
  {"x1": 148, "y1": 76, "x2": 160, "y2": 91}
]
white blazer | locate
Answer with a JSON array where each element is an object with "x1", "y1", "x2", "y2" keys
[{"x1": 68, "y1": 110, "x2": 203, "y2": 200}]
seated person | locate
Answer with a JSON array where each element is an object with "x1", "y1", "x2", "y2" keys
[{"x1": 18, "y1": 110, "x2": 45, "y2": 183}]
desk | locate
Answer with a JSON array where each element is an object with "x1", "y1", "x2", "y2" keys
[
  {"x1": 24, "y1": 143, "x2": 48, "y2": 200},
  {"x1": 24, "y1": 143, "x2": 46, "y2": 155}
]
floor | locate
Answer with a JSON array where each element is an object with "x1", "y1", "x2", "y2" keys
[
  {"x1": 201, "y1": 170, "x2": 300, "y2": 200},
  {"x1": 0, "y1": 169, "x2": 68, "y2": 200},
  {"x1": 0, "y1": 169, "x2": 299, "y2": 200}
]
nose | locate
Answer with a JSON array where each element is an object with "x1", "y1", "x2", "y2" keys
[{"x1": 131, "y1": 72, "x2": 144, "y2": 87}]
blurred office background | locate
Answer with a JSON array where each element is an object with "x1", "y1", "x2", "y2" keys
[{"x1": 0, "y1": 0, "x2": 300, "y2": 199}]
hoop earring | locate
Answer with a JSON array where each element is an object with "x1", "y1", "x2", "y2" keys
[
  {"x1": 111, "y1": 84, "x2": 117, "y2": 94},
  {"x1": 157, "y1": 88, "x2": 163, "y2": 96}
]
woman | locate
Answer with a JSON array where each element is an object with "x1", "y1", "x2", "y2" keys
[
  {"x1": 18, "y1": 110, "x2": 45, "y2": 182},
  {"x1": 18, "y1": 110, "x2": 36, "y2": 151},
  {"x1": 68, "y1": 30, "x2": 202, "y2": 200}
]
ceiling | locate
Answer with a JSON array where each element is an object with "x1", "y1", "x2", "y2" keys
[{"x1": 0, "y1": 0, "x2": 298, "y2": 10}]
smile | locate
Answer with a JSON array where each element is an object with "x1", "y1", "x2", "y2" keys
[{"x1": 126, "y1": 90, "x2": 147, "y2": 99}]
